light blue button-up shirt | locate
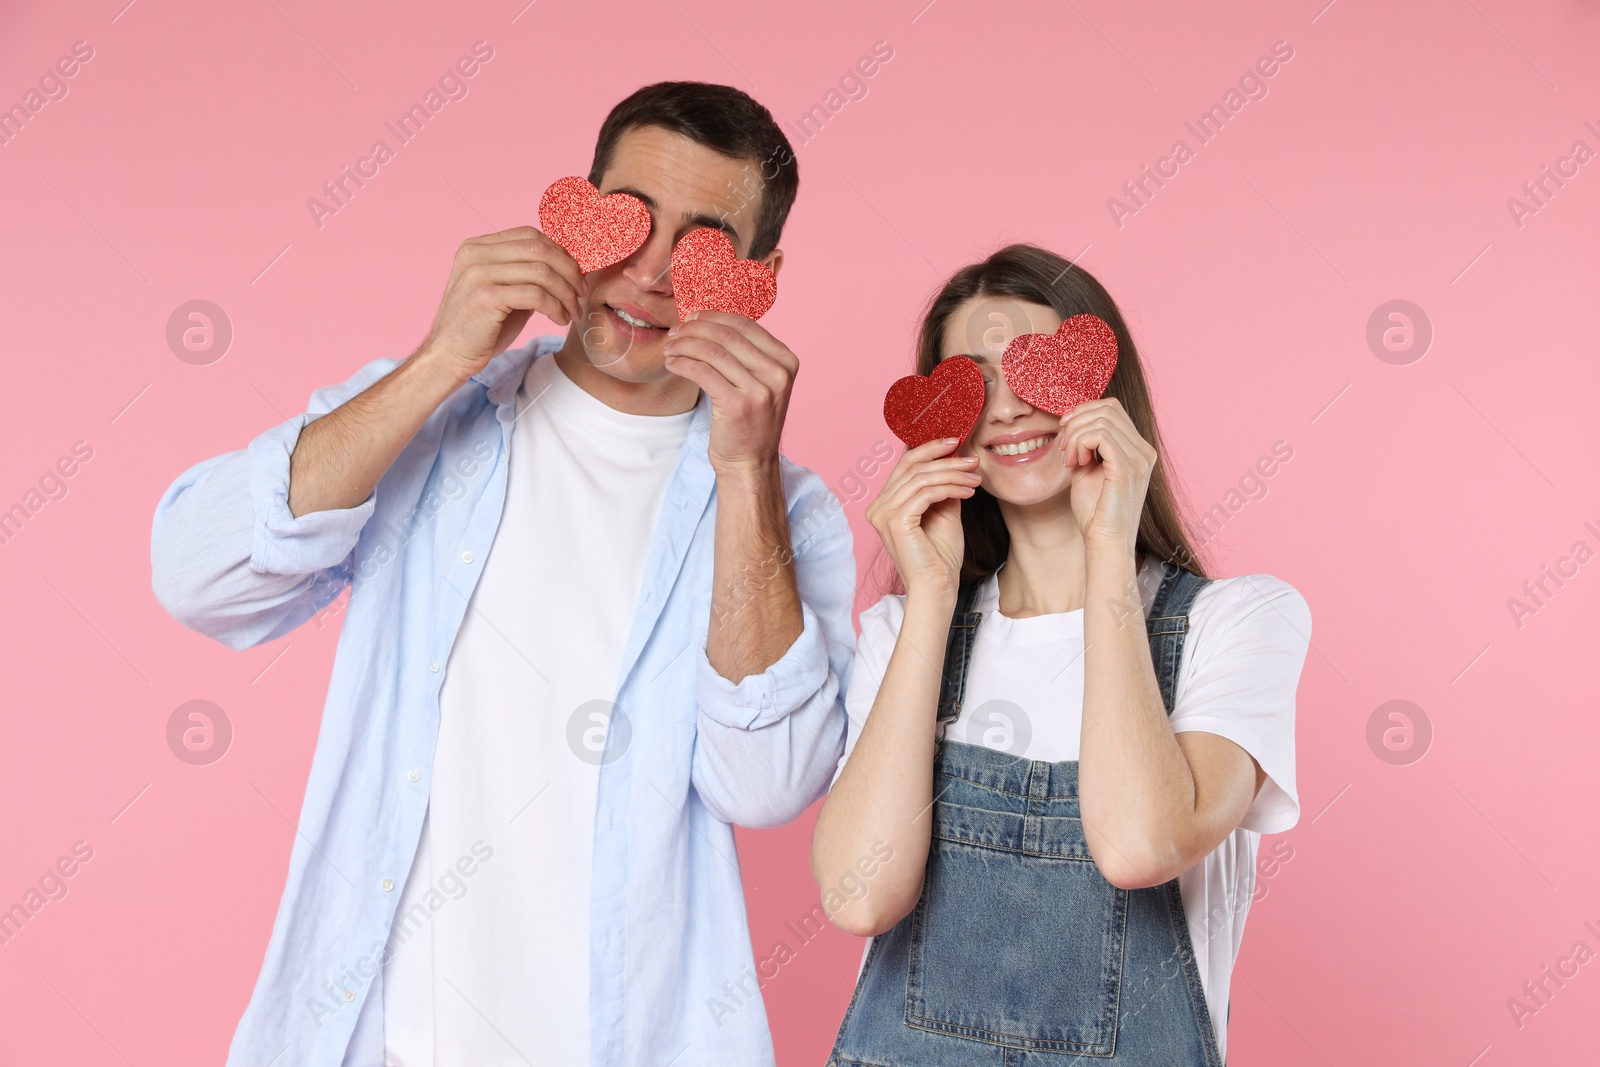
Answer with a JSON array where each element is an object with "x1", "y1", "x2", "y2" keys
[{"x1": 149, "y1": 335, "x2": 856, "y2": 1067}]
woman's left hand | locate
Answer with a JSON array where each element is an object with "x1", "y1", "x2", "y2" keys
[{"x1": 1058, "y1": 397, "x2": 1157, "y2": 554}]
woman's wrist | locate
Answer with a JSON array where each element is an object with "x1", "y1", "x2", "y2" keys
[
  {"x1": 1088, "y1": 527, "x2": 1139, "y2": 563},
  {"x1": 1084, "y1": 541, "x2": 1142, "y2": 628},
  {"x1": 904, "y1": 579, "x2": 960, "y2": 619}
]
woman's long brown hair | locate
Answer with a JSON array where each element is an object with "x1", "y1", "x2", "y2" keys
[{"x1": 876, "y1": 242, "x2": 1209, "y2": 597}]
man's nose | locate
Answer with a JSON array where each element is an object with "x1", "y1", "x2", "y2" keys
[{"x1": 623, "y1": 229, "x2": 676, "y2": 296}]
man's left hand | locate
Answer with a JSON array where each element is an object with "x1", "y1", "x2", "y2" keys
[{"x1": 661, "y1": 310, "x2": 798, "y2": 475}]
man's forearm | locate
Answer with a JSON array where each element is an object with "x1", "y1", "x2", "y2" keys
[
  {"x1": 705, "y1": 460, "x2": 802, "y2": 683},
  {"x1": 287, "y1": 348, "x2": 467, "y2": 518}
]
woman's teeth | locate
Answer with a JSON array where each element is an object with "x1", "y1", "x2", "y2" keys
[
  {"x1": 613, "y1": 307, "x2": 657, "y2": 329},
  {"x1": 988, "y1": 434, "x2": 1053, "y2": 456}
]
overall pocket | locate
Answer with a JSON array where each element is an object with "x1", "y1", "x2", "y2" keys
[{"x1": 904, "y1": 786, "x2": 1128, "y2": 1056}]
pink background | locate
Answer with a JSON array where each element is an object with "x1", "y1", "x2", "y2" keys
[{"x1": 3, "y1": 0, "x2": 1597, "y2": 1063}]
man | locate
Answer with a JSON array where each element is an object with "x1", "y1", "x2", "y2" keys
[{"x1": 150, "y1": 81, "x2": 856, "y2": 1067}]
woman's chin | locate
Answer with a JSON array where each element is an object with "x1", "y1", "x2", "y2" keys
[{"x1": 980, "y1": 465, "x2": 1072, "y2": 508}]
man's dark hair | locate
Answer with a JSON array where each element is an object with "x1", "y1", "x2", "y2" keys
[{"x1": 587, "y1": 81, "x2": 798, "y2": 261}]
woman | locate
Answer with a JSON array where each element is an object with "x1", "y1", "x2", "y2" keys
[{"x1": 812, "y1": 244, "x2": 1310, "y2": 1065}]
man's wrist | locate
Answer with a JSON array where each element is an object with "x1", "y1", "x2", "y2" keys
[
  {"x1": 711, "y1": 455, "x2": 786, "y2": 509},
  {"x1": 711, "y1": 451, "x2": 782, "y2": 482},
  {"x1": 405, "y1": 344, "x2": 477, "y2": 402}
]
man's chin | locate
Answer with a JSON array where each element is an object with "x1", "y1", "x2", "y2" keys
[{"x1": 577, "y1": 335, "x2": 669, "y2": 383}]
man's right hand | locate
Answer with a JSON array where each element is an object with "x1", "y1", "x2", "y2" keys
[
  {"x1": 417, "y1": 226, "x2": 584, "y2": 381},
  {"x1": 284, "y1": 227, "x2": 581, "y2": 519}
]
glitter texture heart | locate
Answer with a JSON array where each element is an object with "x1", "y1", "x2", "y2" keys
[
  {"x1": 670, "y1": 227, "x2": 777, "y2": 321},
  {"x1": 538, "y1": 176, "x2": 651, "y2": 273},
  {"x1": 883, "y1": 355, "x2": 986, "y2": 450},
  {"x1": 1000, "y1": 313, "x2": 1119, "y2": 416}
]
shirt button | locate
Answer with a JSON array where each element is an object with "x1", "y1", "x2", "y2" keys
[
  {"x1": 430, "y1": 660, "x2": 440, "y2": 672},
  {"x1": 342, "y1": 989, "x2": 355, "y2": 1002},
  {"x1": 461, "y1": 550, "x2": 474, "y2": 564},
  {"x1": 408, "y1": 770, "x2": 421, "y2": 782},
  {"x1": 381, "y1": 879, "x2": 395, "y2": 892}
]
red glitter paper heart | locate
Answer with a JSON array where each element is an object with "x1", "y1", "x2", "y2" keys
[
  {"x1": 538, "y1": 176, "x2": 651, "y2": 273},
  {"x1": 1000, "y1": 314, "x2": 1119, "y2": 416},
  {"x1": 670, "y1": 227, "x2": 777, "y2": 321},
  {"x1": 883, "y1": 355, "x2": 986, "y2": 450}
]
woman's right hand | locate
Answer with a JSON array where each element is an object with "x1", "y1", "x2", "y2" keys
[{"x1": 866, "y1": 437, "x2": 981, "y2": 602}]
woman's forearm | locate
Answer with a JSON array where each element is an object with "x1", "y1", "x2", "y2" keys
[
  {"x1": 811, "y1": 589, "x2": 955, "y2": 936},
  {"x1": 1078, "y1": 546, "x2": 1199, "y2": 888}
]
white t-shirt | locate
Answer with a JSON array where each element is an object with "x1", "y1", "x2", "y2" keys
[
  {"x1": 383, "y1": 349, "x2": 693, "y2": 1066},
  {"x1": 835, "y1": 555, "x2": 1311, "y2": 1062}
]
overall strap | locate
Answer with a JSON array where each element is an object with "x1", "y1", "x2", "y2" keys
[
  {"x1": 1144, "y1": 562, "x2": 1211, "y2": 716},
  {"x1": 934, "y1": 578, "x2": 984, "y2": 737}
]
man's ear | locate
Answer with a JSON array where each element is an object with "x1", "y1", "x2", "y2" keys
[{"x1": 760, "y1": 247, "x2": 784, "y2": 279}]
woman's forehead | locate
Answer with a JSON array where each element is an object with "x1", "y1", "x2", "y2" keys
[{"x1": 942, "y1": 296, "x2": 1061, "y2": 357}]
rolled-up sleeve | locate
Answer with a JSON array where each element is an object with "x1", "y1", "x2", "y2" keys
[
  {"x1": 689, "y1": 482, "x2": 856, "y2": 829},
  {"x1": 150, "y1": 356, "x2": 399, "y2": 651},
  {"x1": 246, "y1": 411, "x2": 377, "y2": 577},
  {"x1": 694, "y1": 598, "x2": 832, "y2": 730}
]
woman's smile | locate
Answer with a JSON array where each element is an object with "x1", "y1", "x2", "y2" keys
[{"x1": 980, "y1": 428, "x2": 1058, "y2": 467}]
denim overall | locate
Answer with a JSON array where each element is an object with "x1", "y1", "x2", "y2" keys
[{"x1": 827, "y1": 563, "x2": 1223, "y2": 1066}]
